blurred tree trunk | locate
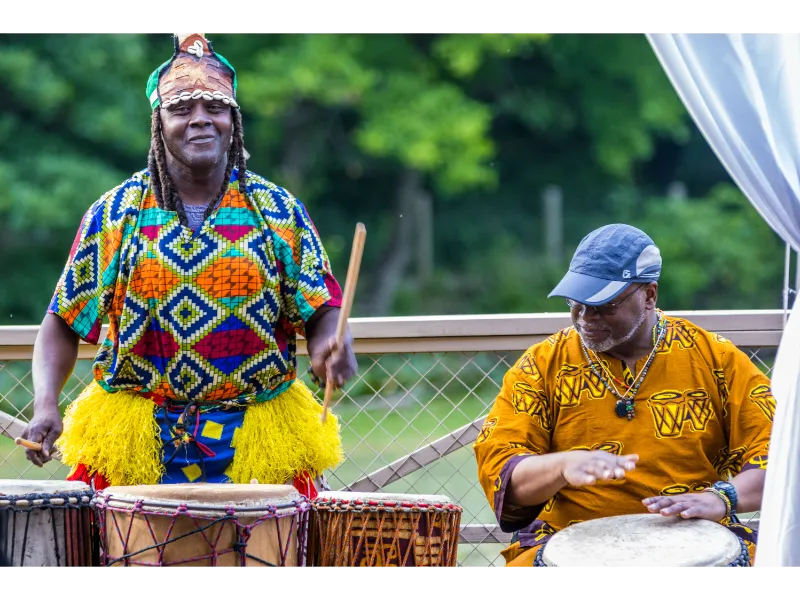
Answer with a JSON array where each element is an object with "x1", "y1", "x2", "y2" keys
[
  {"x1": 279, "y1": 101, "x2": 328, "y2": 196},
  {"x1": 366, "y1": 169, "x2": 427, "y2": 316}
]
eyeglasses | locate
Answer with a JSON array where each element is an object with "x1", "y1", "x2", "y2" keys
[{"x1": 565, "y1": 283, "x2": 646, "y2": 316}]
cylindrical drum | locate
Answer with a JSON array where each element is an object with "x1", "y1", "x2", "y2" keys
[
  {"x1": 309, "y1": 491, "x2": 463, "y2": 567},
  {"x1": 0, "y1": 479, "x2": 97, "y2": 566},
  {"x1": 535, "y1": 513, "x2": 750, "y2": 567},
  {"x1": 92, "y1": 484, "x2": 309, "y2": 566}
]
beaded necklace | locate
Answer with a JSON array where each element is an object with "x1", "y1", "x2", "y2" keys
[
  {"x1": 589, "y1": 319, "x2": 661, "y2": 398},
  {"x1": 579, "y1": 310, "x2": 667, "y2": 421}
]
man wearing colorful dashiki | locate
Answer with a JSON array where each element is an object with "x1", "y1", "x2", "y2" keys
[
  {"x1": 22, "y1": 34, "x2": 357, "y2": 499},
  {"x1": 475, "y1": 224, "x2": 774, "y2": 566}
]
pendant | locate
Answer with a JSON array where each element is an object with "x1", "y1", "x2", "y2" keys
[{"x1": 615, "y1": 400, "x2": 628, "y2": 418}]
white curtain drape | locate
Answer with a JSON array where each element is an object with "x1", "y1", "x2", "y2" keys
[{"x1": 647, "y1": 33, "x2": 800, "y2": 566}]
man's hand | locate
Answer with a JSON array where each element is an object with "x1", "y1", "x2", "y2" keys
[
  {"x1": 560, "y1": 450, "x2": 639, "y2": 486},
  {"x1": 22, "y1": 407, "x2": 63, "y2": 467},
  {"x1": 642, "y1": 491, "x2": 727, "y2": 521},
  {"x1": 310, "y1": 333, "x2": 357, "y2": 389}
]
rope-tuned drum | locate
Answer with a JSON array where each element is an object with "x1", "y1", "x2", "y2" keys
[
  {"x1": 0, "y1": 479, "x2": 97, "y2": 566},
  {"x1": 533, "y1": 513, "x2": 751, "y2": 567},
  {"x1": 92, "y1": 483, "x2": 309, "y2": 566},
  {"x1": 308, "y1": 491, "x2": 463, "y2": 567}
]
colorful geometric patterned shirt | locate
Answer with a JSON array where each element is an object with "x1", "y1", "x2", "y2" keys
[
  {"x1": 48, "y1": 168, "x2": 342, "y2": 403},
  {"x1": 474, "y1": 315, "x2": 774, "y2": 561}
]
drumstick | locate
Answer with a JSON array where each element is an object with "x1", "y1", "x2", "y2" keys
[
  {"x1": 15, "y1": 437, "x2": 42, "y2": 451},
  {"x1": 14, "y1": 436, "x2": 63, "y2": 461},
  {"x1": 321, "y1": 223, "x2": 366, "y2": 424}
]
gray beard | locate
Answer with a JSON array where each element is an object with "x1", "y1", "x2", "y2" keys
[{"x1": 579, "y1": 310, "x2": 647, "y2": 353}]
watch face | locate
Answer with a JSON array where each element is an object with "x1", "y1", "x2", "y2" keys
[{"x1": 714, "y1": 482, "x2": 738, "y2": 510}]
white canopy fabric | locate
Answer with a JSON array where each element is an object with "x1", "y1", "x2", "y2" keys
[{"x1": 648, "y1": 33, "x2": 800, "y2": 566}]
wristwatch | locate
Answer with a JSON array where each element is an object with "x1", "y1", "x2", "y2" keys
[{"x1": 711, "y1": 481, "x2": 738, "y2": 512}]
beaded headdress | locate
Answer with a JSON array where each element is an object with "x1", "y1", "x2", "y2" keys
[{"x1": 145, "y1": 34, "x2": 238, "y2": 111}]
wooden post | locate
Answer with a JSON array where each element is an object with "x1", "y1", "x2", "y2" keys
[
  {"x1": 416, "y1": 193, "x2": 433, "y2": 286},
  {"x1": 543, "y1": 185, "x2": 563, "y2": 263}
]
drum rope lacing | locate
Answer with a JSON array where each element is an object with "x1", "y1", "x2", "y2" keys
[
  {"x1": 0, "y1": 491, "x2": 93, "y2": 509},
  {"x1": 92, "y1": 493, "x2": 309, "y2": 566},
  {"x1": 310, "y1": 498, "x2": 462, "y2": 566},
  {"x1": 1, "y1": 491, "x2": 95, "y2": 567}
]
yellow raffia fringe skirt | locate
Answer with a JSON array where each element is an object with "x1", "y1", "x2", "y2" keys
[{"x1": 57, "y1": 379, "x2": 343, "y2": 487}]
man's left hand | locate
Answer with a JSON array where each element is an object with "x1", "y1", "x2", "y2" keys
[
  {"x1": 642, "y1": 491, "x2": 727, "y2": 521},
  {"x1": 310, "y1": 333, "x2": 357, "y2": 389}
]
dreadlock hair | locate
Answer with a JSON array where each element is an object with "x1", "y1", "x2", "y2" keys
[{"x1": 148, "y1": 106, "x2": 247, "y2": 225}]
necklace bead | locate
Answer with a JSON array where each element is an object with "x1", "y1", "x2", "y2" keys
[{"x1": 580, "y1": 311, "x2": 667, "y2": 420}]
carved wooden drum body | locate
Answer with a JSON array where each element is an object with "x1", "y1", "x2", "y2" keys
[
  {"x1": 309, "y1": 491, "x2": 462, "y2": 567},
  {"x1": 93, "y1": 484, "x2": 309, "y2": 566},
  {"x1": 0, "y1": 479, "x2": 97, "y2": 566}
]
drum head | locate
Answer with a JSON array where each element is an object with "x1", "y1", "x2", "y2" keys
[
  {"x1": 542, "y1": 513, "x2": 742, "y2": 567},
  {"x1": 0, "y1": 479, "x2": 91, "y2": 497},
  {"x1": 99, "y1": 483, "x2": 301, "y2": 510},
  {"x1": 314, "y1": 491, "x2": 453, "y2": 505}
]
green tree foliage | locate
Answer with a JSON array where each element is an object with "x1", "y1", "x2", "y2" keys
[
  {"x1": 621, "y1": 184, "x2": 786, "y2": 311},
  {"x1": 0, "y1": 34, "x2": 787, "y2": 326}
]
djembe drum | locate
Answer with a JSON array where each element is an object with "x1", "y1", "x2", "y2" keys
[
  {"x1": 534, "y1": 513, "x2": 751, "y2": 567},
  {"x1": 308, "y1": 491, "x2": 462, "y2": 566},
  {"x1": 0, "y1": 480, "x2": 97, "y2": 566},
  {"x1": 92, "y1": 484, "x2": 309, "y2": 566}
]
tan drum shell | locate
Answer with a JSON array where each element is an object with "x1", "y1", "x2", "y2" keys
[
  {"x1": 0, "y1": 479, "x2": 95, "y2": 566},
  {"x1": 94, "y1": 484, "x2": 307, "y2": 567}
]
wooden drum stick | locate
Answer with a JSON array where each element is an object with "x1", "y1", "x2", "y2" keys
[
  {"x1": 321, "y1": 223, "x2": 366, "y2": 423},
  {"x1": 15, "y1": 437, "x2": 42, "y2": 451},
  {"x1": 14, "y1": 437, "x2": 63, "y2": 461}
]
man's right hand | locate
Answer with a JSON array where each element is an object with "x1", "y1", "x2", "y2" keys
[
  {"x1": 22, "y1": 408, "x2": 63, "y2": 467},
  {"x1": 560, "y1": 450, "x2": 639, "y2": 486}
]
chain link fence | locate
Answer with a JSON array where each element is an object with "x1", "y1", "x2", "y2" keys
[{"x1": 0, "y1": 325, "x2": 779, "y2": 566}]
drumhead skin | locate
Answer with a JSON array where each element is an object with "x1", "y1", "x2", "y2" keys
[
  {"x1": 542, "y1": 514, "x2": 743, "y2": 567},
  {"x1": 0, "y1": 479, "x2": 91, "y2": 498},
  {"x1": 314, "y1": 491, "x2": 454, "y2": 504},
  {"x1": 97, "y1": 483, "x2": 302, "y2": 511}
]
